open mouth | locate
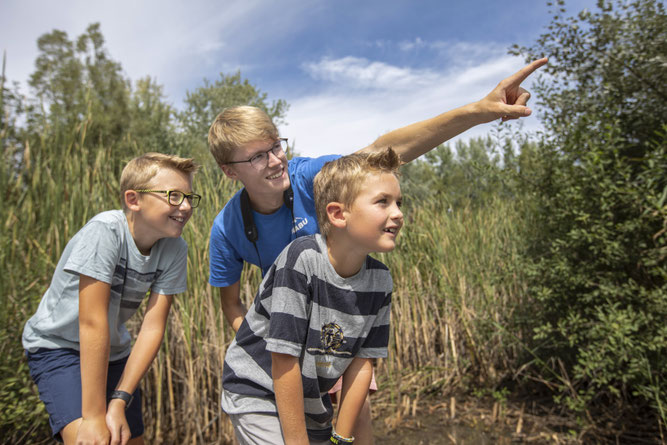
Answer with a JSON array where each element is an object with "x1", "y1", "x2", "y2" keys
[
  {"x1": 384, "y1": 227, "x2": 399, "y2": 234},
  {"x1": 266, "y1": 166, "x2": 284, "y2": 180},
  {"x1": 169, "y1": 216, "x2": 186, "y2": 224}
]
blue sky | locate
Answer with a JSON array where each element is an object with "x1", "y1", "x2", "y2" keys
[{"x1": 1, "y1": 0, "x2": 597, "y2": 157}]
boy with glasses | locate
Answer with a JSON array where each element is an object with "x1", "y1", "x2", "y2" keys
[
  {"x1": 208, "y1": 58, "x2": 547, "y2": 443},
  {"x1": 23, "y1": 153, "x2": 200, "y2": 445}
]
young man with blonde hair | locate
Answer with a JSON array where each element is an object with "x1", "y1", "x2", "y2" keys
[
  {"x1": 221, "y1": 148, "x2": 403, "y2": 444},
  {"x1": 23, "y1": 153, "x2": 200, "y2": 445},
  {"x1": 208, "y1": 58, "x2": 548, "y2": 443}
]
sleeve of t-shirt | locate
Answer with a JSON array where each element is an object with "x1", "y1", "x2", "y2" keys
[
  {"x1": 152, "y1": 238, "x2": 188, "y2": 296},
  {"x1": 208, "y1": 217, "x2": 244, "y2": 287},
  {"x1": 263, "y1": 250, "x2": 311, "y2": 357},
  {"x1": 358, "y1": 290, "x2": 392, "y2": 358},
  {"x1": 63, "y1": 220, "x2": 122, "y2": 284}
]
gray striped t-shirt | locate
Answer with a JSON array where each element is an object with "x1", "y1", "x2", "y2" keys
[
  {"x1": 22, "y1": 210, "x2": 188, "y2": 361},
  {"x1": 221, "y1": 233, "x2": 392, "y2": 441}
]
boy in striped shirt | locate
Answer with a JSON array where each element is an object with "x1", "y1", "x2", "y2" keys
[{"x1": 221, "y1": 148, "x2": 403, "y2": 444}]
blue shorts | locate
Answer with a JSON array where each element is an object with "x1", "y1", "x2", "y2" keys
[{"x1": 26, "y1": 348, "x2": 144, "y2": 441}]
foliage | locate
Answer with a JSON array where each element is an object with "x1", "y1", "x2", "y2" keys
[
  {"x1": 177, "y1": 71, "x2": 289, "y2": 163},
  {"x1": 513, "y1": 0, "x2": 667, "y2": 433},
  {"x1": 0, "y1": 23, "x2": 289, "y2": 442}
]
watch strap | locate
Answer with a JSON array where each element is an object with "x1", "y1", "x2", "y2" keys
[{"x1": 110, "y1": 390, "x2": 133, "y2": 409}]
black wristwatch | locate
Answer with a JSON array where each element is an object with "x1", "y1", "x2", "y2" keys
[{"x1": 110, "y1": 390, "x2": 133, "y2": 409}]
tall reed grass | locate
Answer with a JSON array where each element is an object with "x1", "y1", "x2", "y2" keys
[{"x1": 1, "y1": 119, "x2": 530, "y2": 443}]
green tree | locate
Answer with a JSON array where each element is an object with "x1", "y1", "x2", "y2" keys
[
  {"x1": 127, "y1": 76, "x2": 178, "y2": 154},
  {"x1": 513, "y1": 0, "x2": 666, "y2": 436},
  {"x1": 177, "y1": 71, "x2": 289, "y2": 162},
  {"x1": 27, "y1": 23, "x2": 131, "y2": 153}
]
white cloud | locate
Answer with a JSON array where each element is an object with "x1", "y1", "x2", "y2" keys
[
  {"x1": 302, "y1": 56, "x2": 440, "y2": 90},
  {"x1": 283, "y1": 53, "x2": 543, "y2": 158},
  {"x1": 0, "y1": 0, "x2": 308, "y2": 102}
]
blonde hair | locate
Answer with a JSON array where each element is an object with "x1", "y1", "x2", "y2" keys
[
  {"x1": 313, "y1": 147, "x2": 402, "y2": 236},
  {"x1": 120, "y1": 153, "x2": 199, "y2": 209},
  {"x1": 208, "y1": 106, "x2": 279, "y2": 166}
]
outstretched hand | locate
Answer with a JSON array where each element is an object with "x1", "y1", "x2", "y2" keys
[{"x1": 478, "y1": 57, "x2": 548, "y2": 123}]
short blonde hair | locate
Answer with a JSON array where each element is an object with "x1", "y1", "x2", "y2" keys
[
  {"x1": 120, "y1": 153, "x2": 199, "y2": 210},
  {"x1": 208, "y1": 106, "x2": 279, "y2": 166},
  {"x1": 314, "y1": 147, "x2": 402, "y2": 236}
]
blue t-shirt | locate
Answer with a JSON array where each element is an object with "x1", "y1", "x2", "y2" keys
[{"x1": 208, "y1": 155, "x2": 340, "y2": 287}]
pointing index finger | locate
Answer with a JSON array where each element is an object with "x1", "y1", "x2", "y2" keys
[{"x1": 505, "y1": 57, "x2": 548, "y2": 87}]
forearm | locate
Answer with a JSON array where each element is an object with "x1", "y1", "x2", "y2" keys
[
  {"x1": 115, "y1": 293, "x2": 172, "y2": 395},
  {"x1": 335, "y1": 358, "x2": 373, "y2": 438},
  {"x1": 272, "y1": 353, "x2": 309, "y2": 445},
  {"x1": 219, "y1": 282, "x2": 247, "y2": 332},
  {"x1": 364, "y1": 101, "x2": 487, "y2": 163},
  {"x1": 363, "y1": 58, "x2": 548, "y2": 163},
  {"x1": 113, "y1": 323, "x2": 164, "y2": 394},
  {"x1": 80, "y1": 317, "x2": 111, "y2": 418}
]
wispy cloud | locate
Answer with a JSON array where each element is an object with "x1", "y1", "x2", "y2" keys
[
  {"x1": 284, "y1": 52, "x2": 541, "y2": 158},
  {"x1": 302, "y1": 56, "x2": 440, "y2": 90}
]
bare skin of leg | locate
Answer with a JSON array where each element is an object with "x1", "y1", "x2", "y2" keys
[
  {"x1": 332, "y1": 392, "x2": 374, "y2": 445},
  {"x1": 352, "y1": 397, "x2": 374, "y2": 445},
  {"x1": 61, "y1": 418, "x2": 145, "y2": 445}
]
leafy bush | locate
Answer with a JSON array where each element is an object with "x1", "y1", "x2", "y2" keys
[{"x1": 514, "y1": 0, "x2": 667, "y2": 434}]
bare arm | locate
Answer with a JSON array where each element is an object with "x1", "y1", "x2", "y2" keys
[
  {"x1": 219, "y1": 281, "x2": 246, "y2": 332},
  {"x1": 106, "y1": 291, "x2": 173, "y2": 445},
  {"x1": 78, "y1": 274, "x2": 112, "y2": 444},
  {"x1": 358, "y1": 58, "x2": 548, "y2": 163},
  {"x1": 334, "y1": 358, "x2": 373, "y2": 439},
  {"x1": 272, "y1": 352, "x2": 310, "y2": 445}
]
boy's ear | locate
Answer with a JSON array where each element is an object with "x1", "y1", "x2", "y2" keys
[
  {"x1": 220, "y1": 164, "x2": 238, "y2": 180},
  {"x1": 326, "y1": 202, "x2": 347, "y2": 229},
  {"x1": 124, "y1": 190, "x2": 141, "y2": 211}
]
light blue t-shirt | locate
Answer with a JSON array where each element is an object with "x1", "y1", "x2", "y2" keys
[
  {"x1": 22, "y1": 210, "x2": 188, "y2": 361},
  {"x1": 208, "y1": 155, "x2": 340, "y2": 287}
]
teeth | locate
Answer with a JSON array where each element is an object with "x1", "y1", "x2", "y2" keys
[{"x1": 267, "y1": 167, "x2": 283, "y2": 180}]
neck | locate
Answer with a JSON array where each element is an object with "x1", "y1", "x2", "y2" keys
[
  {"x1": 325, "y1": 231, "x2": 367, "y2": 278},
  {"x1": 247, "y1": 190, "x2": 285, "y2": 215},
  {"x1": 125, "y1": 211, "x2": 155, "y2": 256}
]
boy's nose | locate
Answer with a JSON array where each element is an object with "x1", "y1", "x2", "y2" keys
[
  {"x1": 178, "y1": 198, "x2": 193, "y2": 212},
  {"x1": 392, "y1": 205, "x2": 403, "y2": 220},
  {"x1": 267, "y1": 150, "x2": 282, "y2": 167}
]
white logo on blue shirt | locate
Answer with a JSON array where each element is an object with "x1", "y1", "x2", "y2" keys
[{"x1": 292, "y1": 217, "x2": 309, "y2": 234}]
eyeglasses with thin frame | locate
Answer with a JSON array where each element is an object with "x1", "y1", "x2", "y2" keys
[
  {"x1": 135, "y1": 190, "x2": 202, "y2": 208},
  {"x1": 224, "y1": 138, "x2": 288, "y2": 171}
]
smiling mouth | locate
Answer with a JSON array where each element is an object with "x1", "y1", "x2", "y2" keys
[
  {"x1": 266, "y1": 166, "x2": 284, "y2": 180},
  {"x1": 170, "y1": 216, "x2": 186, "y2": 224},
  {"x1": 384, "y1": 227, "x2": 399, "y2": 234}
]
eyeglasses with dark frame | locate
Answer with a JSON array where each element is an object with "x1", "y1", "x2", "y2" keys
[
  {"x1": 224, "y1": 138, "x2": 288, "y2": 171},
  {"x1": 135, "y1": 190, "x2": 202, "y2": 208}
]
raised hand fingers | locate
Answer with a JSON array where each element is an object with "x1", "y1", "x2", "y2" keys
[
  {"x1": 514, "y1": 88, "x2": 531, "y2": 107},
  {"x1": 503, "y1": 57, "x2": 548, "y2": 88}
]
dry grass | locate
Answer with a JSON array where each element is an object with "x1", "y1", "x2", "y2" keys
[{"x1": 1, "y1": 123, "x2": 531, "y2": 443}]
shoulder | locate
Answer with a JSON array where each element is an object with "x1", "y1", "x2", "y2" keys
[
  {"x1": 364, "y1": 255, "x2": 393, "y2": 292},
  {"x1": 275, "y1": 234, "x2": 323, "y2": 271},
  {"x1": 77, "y1": 210, "x2": 126, "y2": 240},
  {"x1": 212, "y1": 190, "x2": 243, "y2": 226},
  {"x1": 288, "y1": 155, "x2": 341, "y2": 180},
  {"x1": 210, "y1": 190, "x2": 244, "y2": 239}
]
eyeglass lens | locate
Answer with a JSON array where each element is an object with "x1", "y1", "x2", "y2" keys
[
  {"x1": 249, "y1": 139, "x2": 287, "y2": 169},
  {"x1": 168, "y1": 191, "x2": 200, "y2": 208}
]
